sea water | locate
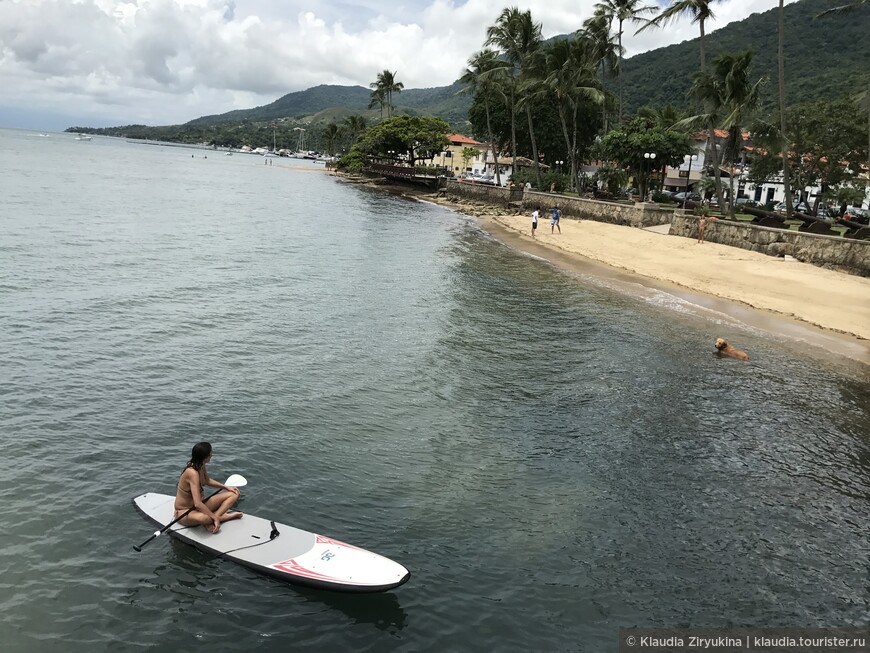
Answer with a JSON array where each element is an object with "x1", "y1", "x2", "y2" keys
[{"x1": 0, "y1": 129, "x2": 867, "y2": 652}]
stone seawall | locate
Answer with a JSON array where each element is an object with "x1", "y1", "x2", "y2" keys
[
  {"x1": 444, "y1": 181, "x2": 868, "y2": 277},
  {"x1": 445, "y1": 181, "x2": 671, "y2": 228},
  {"x1": 671, "y1": 213, "x2": 870, "y2": 277}
]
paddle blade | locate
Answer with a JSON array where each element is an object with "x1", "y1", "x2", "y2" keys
[{"x1": 225, "y1": 474, "x2": 247, "y2": 488}]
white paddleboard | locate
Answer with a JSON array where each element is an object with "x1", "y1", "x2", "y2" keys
[{"x1": 133, "y1": 493, "x2": 410, "y2": 593}]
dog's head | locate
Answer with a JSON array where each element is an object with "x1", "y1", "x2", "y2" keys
[{"x1": 715, "y1": 338, "x2": 728, "y2": 350}]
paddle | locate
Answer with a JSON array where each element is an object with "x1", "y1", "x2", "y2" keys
[{"x1": 133, "y1": 474, "x2": 247, "y2": 552}]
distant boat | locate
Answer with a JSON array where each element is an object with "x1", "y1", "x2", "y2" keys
[
  {"x1": 38, "y1": 133, "x2": 50, "y2": 137},
  {"x1": 75, "y1": 133, "x2": 92, "y2": 141}
]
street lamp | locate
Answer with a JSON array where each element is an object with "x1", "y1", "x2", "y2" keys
[
  {"x1": 556, "y1": 159, "x2": 564, "y2": 173},
  {"x1": 683, "y1": 153, "x2": 698, "y2": 209},
  {"x1": 643, "y1": 152, "x2": 656, "y2": 200}
]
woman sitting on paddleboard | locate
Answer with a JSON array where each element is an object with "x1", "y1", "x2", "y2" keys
[{"x1": 175, "y1": 442, "x2": 242, "y2": 534}]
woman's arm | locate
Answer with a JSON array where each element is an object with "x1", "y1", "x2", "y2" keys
[
  {"x1": 187, "y1": 469, "x2": 219, "y2": 519},
  {"x1": 204, "y1": 469, "x2": 240, "y2": 494}
]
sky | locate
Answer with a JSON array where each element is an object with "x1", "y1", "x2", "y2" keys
[{"x1": 0, "y1": 0, "x2": 801, "y2": 131}]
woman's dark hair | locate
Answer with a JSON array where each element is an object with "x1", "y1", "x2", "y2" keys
[{"x1": 187, "y1": 442, "x2": 212, "y2": 471}]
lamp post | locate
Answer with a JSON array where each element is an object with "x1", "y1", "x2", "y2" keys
[
  {"x1": 556, "y1": 159, "x2": 564, "y2": 173},
  {"x1": 683, "y1": 153, "x2": 698, "y2": 209},
  {"x1": 643, "y1": 152, "x2": 656, "y2": 200}
]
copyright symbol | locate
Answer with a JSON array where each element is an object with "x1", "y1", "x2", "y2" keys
[{"x1": 626, "y1": 635, "x2": 637, "y2": 647}]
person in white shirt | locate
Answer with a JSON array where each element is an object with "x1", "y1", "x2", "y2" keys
[{"x1": 531, "y1": 207, "x2": 539, "y2": 238}]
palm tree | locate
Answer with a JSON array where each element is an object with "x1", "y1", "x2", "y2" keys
[
  {"x1": 816, "y1": 0, "x2": 868, "y2": 17},
  {"x1": 594, "y1": 0, "x2": 657, "y2": 123},
  {"x1": 581, "y1": 8, "x2": 621, "y2": 132},
  {"x1": 344, "y1": 115, "x2": 367, "y2": 146},
  {"x1": 370, "y1": 70, "x2": 404, "y2": 119},
  {"x1": 368, "y1": 87, "x2": 386, "y2": 120},
  {"x1": 323, "y1": 123, "x2": 341, "y2": 156},
  {"x1": 777, "y1": 0, "x2": 793, "y2": 218},
  {"x1": 459, "y1": 49, "x2": 509, "y2": 187},
  {"x1": 639, "y1": 1, "x2": 721, "y2": 206},
  {"x1": 637, "y1": 0, "x2": 719, "y2": 73},
  {"x1": 689, "y1": 51, "x2": 764, "y2": 218},
  {"x1": 535, "y1": 37, "x2": 604, "y2": 191},
  {"x1": 486, "y1": 8, "x2": 544, "y2": 184}
]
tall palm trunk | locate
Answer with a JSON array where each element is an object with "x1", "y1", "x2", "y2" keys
[
  {"x1": 698, "y1": 18, "x2": 725, "y2": 210},
  {"x1": 778, "y1": 0, "x2": 793, "y2": 218},
  {"x1": 617, "y1": 18, "x2": 624, "y2": 123},
  {"x1": 485, "y1": 99, "x2": 501, "y2": 187},
  {"x1": 556, "y1": 100, "x2": 576, "y2": 190},
  {"x1": 525, "y1": 105, "x2": 543, "y2": 188},
  {"x1": 509, "y1": 85, "x2": 518, "y2": 179},
  {"x1": 600, "y1": 61, "x2": 609, "y2": 132}
]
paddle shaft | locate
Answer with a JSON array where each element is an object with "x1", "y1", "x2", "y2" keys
[{"x1": 133, "y1": 487, "x2": 228, "y2": 552}]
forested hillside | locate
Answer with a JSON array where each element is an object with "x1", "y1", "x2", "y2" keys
[
  {"x1": 75, "y1": 0, "x2": 865, "y2": 141},
  {"x1": 619, "y1": 0, "x2": 867, "y2": 113}
]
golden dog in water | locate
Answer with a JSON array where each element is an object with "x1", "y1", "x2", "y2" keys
[{"x1": 715, "y1": 338, "x2": 749, "y2": 362}]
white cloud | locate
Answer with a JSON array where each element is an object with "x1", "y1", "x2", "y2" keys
[{"x1": 0, "y1": 0, "x2": 801, "y2": 130}]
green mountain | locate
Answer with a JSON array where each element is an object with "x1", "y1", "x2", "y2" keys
[
  {"x1": 619, "y1": 0, "x2": 868, "y2": 113},
  {"x1": 182, "y1": 0, "x2": 864, "y2": 126},
  {"x1": 186, "y1": 81, "x2": 471, "y2": 128},
  {"x1": 78, "y1": 0, "x2": 865, "y2": 138}
]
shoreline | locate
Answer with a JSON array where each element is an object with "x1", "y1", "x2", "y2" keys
[{"x1": 336, "y1": 174, "x2": 870, "y2": 365}]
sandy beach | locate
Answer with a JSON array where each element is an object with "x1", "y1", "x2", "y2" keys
[
  {"x1": 438, "y1": 195, "x2": 870, "y2": 363},
  {"x1": 332, "y1": 175, "x2": 870, "y2": 362}
]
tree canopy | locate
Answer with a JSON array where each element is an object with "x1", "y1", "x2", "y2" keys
[{"x1": 355, "y1": 115, "x2": 451, "y2": 166}]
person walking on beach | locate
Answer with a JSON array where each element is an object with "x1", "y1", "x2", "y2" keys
[
  {"x1": 531, "y1": 207, "x2": 540, "y2": 238},
  {"x1": 550, "y1": 206, "x2": 561, "y2": 234}
]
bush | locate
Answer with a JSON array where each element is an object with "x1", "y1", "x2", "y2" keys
[
  {"x1": 336, "y1": 146, "x2": 365, "y2": 173},
  {"x1": 651, "y1": 191, "x2": 675, "y2": 203}
]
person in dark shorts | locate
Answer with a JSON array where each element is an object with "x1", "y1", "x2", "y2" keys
[
  {"x1": 531, "y1": 207, "x2": 539, "y2": 237},
  {"x1": 550, "y1": 206, "x2": 561, "y2": 234}
]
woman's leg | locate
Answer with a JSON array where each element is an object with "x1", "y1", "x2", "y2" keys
[{"x1": 205, "y1": 491, "x2": 241, "y2": 518}]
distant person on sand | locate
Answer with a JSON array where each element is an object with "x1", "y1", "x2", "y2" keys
[
  {"x1": 525, "y1": 181, "x2": 532, "y2": 192},
  {"x1": 698, "y1": 214, "x2": 717, "y2": 243},
  {"x1": 550, "y1": 206, "x2": 561, "y2": 234},
  {"x1": 531, "y1": 207, "x2": 540, "y2": 238}
]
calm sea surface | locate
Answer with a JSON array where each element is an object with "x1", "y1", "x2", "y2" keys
[{"x1": 0, "y1": 129, "x2": 868, "y2": 652}]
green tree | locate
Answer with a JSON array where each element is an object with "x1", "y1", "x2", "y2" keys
[
  {"x1": 368, "y1": 87, "x2": 386, "y2": 120},
  {"x1": 535, "y1": 37, "x2": 604, "y2": 191},
  {"x1": 777, "y1": 0, "x2": 794, "y2": 218},
  {"x1": 816, "y1": 0, "x2": 868, "y2": 17},
  {"x1": 459, "y1": 49, "x2": 509, "y2": 187},
  {"x1": 594, "y1": 0, "x2": 657, "y2": 122},
  {"x1": 749, "y1": 98, "x2": 867, "y2": 211},
  {"x1": 356, "y1": 115, "x2": 450, "y2": 167},
  {"x1": 323, "y1": 122, "x2": 341, "y2": 156},
  {"x1": 485, "y1": 8, "x2": 528, "y2": 179},
  {"x1": 594, "y1": 116, "x2": 693, "y2": 198},
  {"x1": 344, "y1": 115, "x2": 367, "y2": 146},
  {"x1": 683, "y1": 51, "x2": 763, "y2": 214},
  {"x1": 461, "y1": 147, "x2": 480, "y2": 173},
  {"x1": 370, "y1": 70, "x2": 404, "y2": 119},
  {"x1": 581, "y1": 8, "x2": 621, "y2": 132},
  {"x1": 637, "y1": 0, "x2": 721, "y2": 72}
]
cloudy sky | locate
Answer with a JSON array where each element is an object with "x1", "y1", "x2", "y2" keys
[{"x1": 0, "y1": 0, "x2": 799, "y2": 131}]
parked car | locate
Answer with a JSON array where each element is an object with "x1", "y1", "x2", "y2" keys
[
  {"x1": 734, "y1": 196, "x2": 753, "y2": 206},
  {"x1": 673, "y1": 192, "x2": 701, "y2": 202}
]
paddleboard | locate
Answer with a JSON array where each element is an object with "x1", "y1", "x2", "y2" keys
[{"x1": 133, "y1": 492, "x2": 410, "y2": 593}]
